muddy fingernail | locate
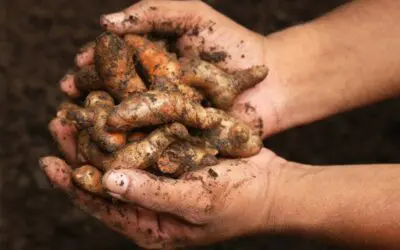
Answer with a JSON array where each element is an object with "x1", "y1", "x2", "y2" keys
[{"x1": 103, "y1": 171, "x2": 129, "y2": 195}]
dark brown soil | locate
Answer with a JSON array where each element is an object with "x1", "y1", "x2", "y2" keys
[{"x1": 2, "y1": 0, "x2": 400, "y2": 249}]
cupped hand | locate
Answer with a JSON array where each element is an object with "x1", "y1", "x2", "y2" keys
[
  {"x1": 60, "y1": 0, "x2": 282, "y2": 138},
  {"x1": 41, "y1": 118, "x2": 285, "y2": 249}
]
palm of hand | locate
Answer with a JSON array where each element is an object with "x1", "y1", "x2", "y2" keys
[{"x1": 43, "y1": 118, "x2": 276, "y2": 249}]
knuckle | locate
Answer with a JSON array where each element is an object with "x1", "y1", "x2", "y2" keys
[{"x1": 184, "y1": 211, "x2": 207, "y2": 225}]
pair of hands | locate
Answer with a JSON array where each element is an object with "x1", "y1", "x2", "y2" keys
[{"x1": 42, "y1": 0, "x2": 298, "y2": 249}]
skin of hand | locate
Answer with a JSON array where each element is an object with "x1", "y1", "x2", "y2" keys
[{"x1": 42, "y1": 118, "x2": 288, "y2": 249}]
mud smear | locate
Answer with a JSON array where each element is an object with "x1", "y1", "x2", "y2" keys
[{"x1": 200, "y1": 51, "x2": 228, "y2": 63}]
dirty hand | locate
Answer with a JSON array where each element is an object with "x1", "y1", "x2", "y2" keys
[
  {"x1": 60, "y1": 0, "x2": 280, "y2": 137},
  {"x1": 42, "y1": 118, "x2": 285, "y2": 249}
]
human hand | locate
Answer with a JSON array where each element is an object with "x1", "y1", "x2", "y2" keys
[
  {"x1": 61, "y1": 0, "x2": 400, "y2": 141},
  {"x1": 45, "y1": 117, "x2": 400, "y2": 249},
  {"x1": 42, "y1": 117, "x2": 288, "y2": 249},
  {"x1": 60, "y1": 0, "x2": 288, "y2": 138}
]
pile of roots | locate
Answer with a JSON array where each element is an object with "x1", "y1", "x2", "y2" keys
[{"x1": 55, "y1": 32, "x2": 268, "y2": 196}]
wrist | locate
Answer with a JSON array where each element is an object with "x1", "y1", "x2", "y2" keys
[
  {"x1": 261, "y1": 157, "x2": 308, "y2": 232},
  {"x1": 261, "y1": 23, "x2": 326, "y2": 136},
  {"x1": 234, "y1": 23, "x2": 325, "y2": 138},
  {"x1": 252, "y1": 152, "x2": 318, "y2": 234},
  {"x1": 264, "y1": 160, "x2": 325, "y2": 234}
]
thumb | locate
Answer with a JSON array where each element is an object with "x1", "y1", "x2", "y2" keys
[
  {"x1": 103, "y1": 169, "x2": 210, "y2": 224},
  {"x1": 230, "y1": 78, "x2": 282, "y2": 139},
  {"x1": 100, "y1": 0, "x2": 209, "y2": 35}
]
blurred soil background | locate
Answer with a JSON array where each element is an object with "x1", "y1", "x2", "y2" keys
[{"x1": 1, "y1": 0, "x2": 400, "y2": 249}]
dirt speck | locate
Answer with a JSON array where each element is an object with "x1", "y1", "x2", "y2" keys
[
  {"x1": 190, "y1": 26, "x2": 200, "y2": 36},
  {"x1": 208, "y1": 168, "x2": 218, "y2": 178},
  {"x1": 128, "y1": 15, "x2": 139, "y2": 23},
  {"x1": 59, "y1": 118, "x2": 69, "y2": 126},
  {"x1": 200, "y1": 51, "x2": 228, "y2": 63},
  {"x1": 244, "y1": 102, "x2": 256, "y2": 114},
  {"x1": 111, "y1": 221, "x2": 125, "y2": 231}
]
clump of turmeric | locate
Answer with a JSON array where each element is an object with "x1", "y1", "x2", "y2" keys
[
  {"x1": 95, "y1": 32, "x2": 146, "y2": 100},
  {"x1": 72, "y1": 33, "x2": 146, "y2": 100},
  {"x1": 72, "y1": 165, "x2": 106, "y2": 196},
  {"x1": 157, "y1": 141, "x2": 218, "y2": 177},
  {"x1": 106, "y1": 90, "x2": 221, "y2": 131},
  {"x1": 180, "y1": 57, "x2": 268, "y2": 110},
  {"x1": 61, "y1": 91, "x2": 126, "y2": 153},
  {"x1": 203, "y1": 110, "x2": 263, "y2": 157},
  {"x1": 76, "y1": 130, "x2": 109, "y2": 170},
  {"x1": 104, "y1": 123, "x2": 190, "y2": 170},
  {"x1": 51, "y1": 32, "x2": 268, "y2": 197},
  {"x1": 124, "y1": 34, "x2": 203, "y2": 102}
]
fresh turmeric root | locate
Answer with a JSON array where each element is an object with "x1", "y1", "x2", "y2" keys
[
  {"x1": 203, "y1": 110, "x2": 263, "y2": 158},
  {"x1": 103, "y1": 123, "x2": 190, "y2": 170},
  {"x1": 124, "y1": 34, "x2": 267, "y2": 108},
  {"x1": 95, "y1": 32, "x2": 146, "y2": 100},
  {"x1": 72, "y1": 165, "x2": 106, "y2": 196},
  {"x1": 65, "y1": 91, "x2": 126, "y2": 152},
  {"x1": 124, "y1": 34, "x2": 203, "y2": 102},
  {"x1": 150, "y1": 81, "x2": 203, "y2": 103},
  {"x1": 76, "y1": 130, "x2": 109, "y2": 170},
  {"x1": 74, "y1": 64, "x2": 104, "y2": 93},
  {"x1": 52, "y1": 33, "x2": 268, "y2": 199},
  {"x1": 56, "y1": 101, "x2": 80, "y2": 121},
  {"x1": 124, "y1": 34, "x2": 181, "y2": 85},
  {"x1": 157, "y1": 141, "x2": 218, "y2": 177},
  {"x1": 106, "y1": 89, "x2": 261, "y2": 157},
  {"x1": 127, "y1": 131, "x2": 148, "y2": 143},
  {"x1": 180, "y1": 57, "x2": 268, "y2": 110},
  {"x1": 107, "y1": 90, "x2": 221, "y2": 131}
]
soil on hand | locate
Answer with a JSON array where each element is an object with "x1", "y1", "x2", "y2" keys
[{"x1": 3, "y1": 0, "x2": 400, "y2": 250}]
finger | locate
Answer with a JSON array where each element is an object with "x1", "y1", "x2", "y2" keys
[
  {"x1": 102, "y1": 168, "x2": 210, "y2": 224},
  {"x1": 60, "y1": 42, "x2": 96, "y2": 98},
  {"x1": 100, "y1": 0, "x2": 208, "y2": 35},
  {"x1": 59, "y1": 71, "x2": 81, "y2": 98},
  {"x1": 38, "y1": 156, "x2": 165, "y2": 248},
  {"x1": 229, "y1": 102, "x2": 265, "y2": 137},
  {"x1": 230, "y1": 81, "x2": 281, "y2": 139},
  {"x1": 75, "y1": 41, "x2": 95, "y2": 68},
  {"x1": 49, "y1": 118, "x2": 78, "y2": 164}
]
